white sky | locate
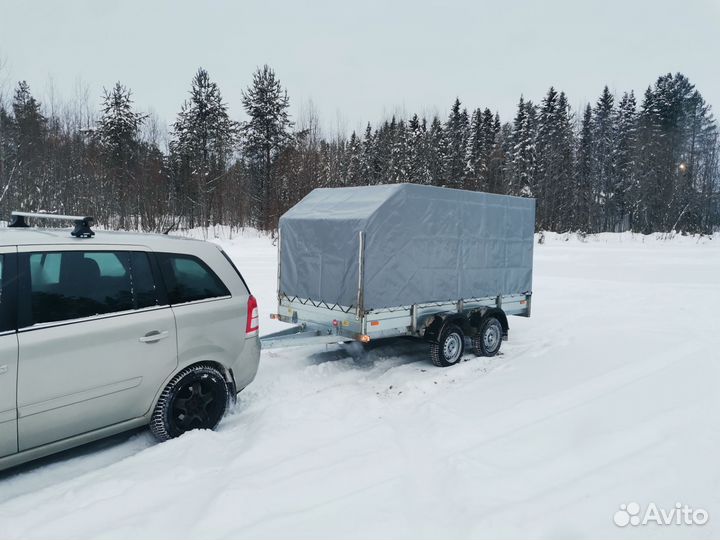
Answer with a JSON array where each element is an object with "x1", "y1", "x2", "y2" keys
[{"x1": 0, "y1": 0, "x2": 718, "y2": 137}]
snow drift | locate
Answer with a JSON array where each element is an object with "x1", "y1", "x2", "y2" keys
[{"x1": 0, "y1": 230, "x2": 718, "y2": 540}]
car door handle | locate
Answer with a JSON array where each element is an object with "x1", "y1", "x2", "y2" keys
[{"x1": 139, "y1": 331, "x2": 170, "y2": 343}]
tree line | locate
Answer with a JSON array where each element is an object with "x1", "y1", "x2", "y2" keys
[{"x1": 0, "y1": 65, "x2": 718, "y2": 234}]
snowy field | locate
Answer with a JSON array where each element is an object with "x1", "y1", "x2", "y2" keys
[{"x1": 0, "y1": 230, "x2": 719, "y2": 539}]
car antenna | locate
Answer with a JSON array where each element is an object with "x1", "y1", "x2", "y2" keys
[{"x1": 8, "y1": 211, "x2": 95, "y2": 238}]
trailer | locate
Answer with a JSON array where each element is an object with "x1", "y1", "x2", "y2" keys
[{"x1": 261, "y1": 183, "x2": 535, "y2": 367}]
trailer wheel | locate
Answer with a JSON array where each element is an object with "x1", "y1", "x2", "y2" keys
[
  {"x1": 473, "y1": 316, "x2": 503, "y2": 357},
  {"x1": 430, "y1": 324, "x2": 465, "y2": 367}
]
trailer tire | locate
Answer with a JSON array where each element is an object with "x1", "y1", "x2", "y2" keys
[
  {"x1": 430, "y1": 324, "x2": 465, "y2": 367},
  {"x1": 473, "y1": 316, "x2": 503, "y2": 357}
]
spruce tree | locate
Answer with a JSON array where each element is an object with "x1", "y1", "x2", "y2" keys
[
  {"x1": 535, "y1": 87, "x2": 575, "y2": 230},
  {"x1": 388, "y1": 117, "x2": 410, "y2": 182},
  {"x1": 374, "y1": 119, "x2": 393, "y2": 183},
  {"x1": 486, "y1": 113, "x2": 505, "y2": 194},
  {"x1": 11, "y1": 81, "x2": 47, "y2": 211},
  {"x1": 555, "y1": 92, "x2": 576, "y2": 230},
  {"x1": 345, "y1": 131, "x2": 363, "y2": 186},
  {"x1": 575, "y1": 104, "x2": 594, "y2": 231},
  {"x1": 464, "y1": 108, "x2": 484, "y2": 189},
  {"x1": 590, "y1": 85, "x2": 616, "y2": 230},
  {"x1": 360, "y1": 123, "x2": 375, "y2": 185},
  {"x1": 407, "y1": 114, "x2": 430, "y2": 184},
  {"x1": 635, "y1": 85, "x2": 664, "y2": 232},
  {"x1": 427, "y1": 116, "x2": 446, "y2": 186},
  {"x1": 613, "y1": 91, "x2": 638, "y2": 231},
  {"x1": 96, "y1": 82, "x2": 146, "y2": 227},
  {"x1": 507, "y1": 96, "x2": 537, "y2": 197},
  {"x1": 172, "y1": 68, "x2": 238, "y2": 227},
  {"x1": 444, "y1": 99, "x2": 469, "y2": 188},
  {"x1": 633, "y1": 73, "x2": 716, "y2": 232},
  {"x1": 240, "y1": 65, "x2": 293, "y2": 229}
]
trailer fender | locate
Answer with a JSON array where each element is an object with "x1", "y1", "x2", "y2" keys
[
  {"x1": 423, "y1": 312, "x2": 472, "y2": 343},
  {"x1": 469, "y1": 308, "x2": 509, "y2": 339}
]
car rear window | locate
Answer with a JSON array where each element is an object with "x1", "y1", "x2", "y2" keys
[{"x1": 156, "y1": 253, "x2": 230, "y2": 305}]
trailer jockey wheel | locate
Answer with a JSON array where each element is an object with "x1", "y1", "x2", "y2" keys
[
  {"x1": 473, "y1": 316, "x2": 503, "y2": 357},
  {"x1": 430, "y1": 324, "x2": 465, "y2": 367}
]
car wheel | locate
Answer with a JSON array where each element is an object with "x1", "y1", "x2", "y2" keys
[
  {"x1": 430, "y1": 324, "x2": 465, "y2": 367},
  {"x1": 150, "y1": 364, "x2": 230, "y2": 441},
  {"x1": 473, "y1": 316, "x2": 503, "y2": 357}
]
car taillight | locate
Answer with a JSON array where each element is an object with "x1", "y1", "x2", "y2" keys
[{"x1": 246, "y1": 294, "x2": 259, "y2": 336}]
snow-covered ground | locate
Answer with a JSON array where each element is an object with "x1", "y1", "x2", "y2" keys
[{"x1": 0, "y1": 230, "x2": 719, "y2": 539}]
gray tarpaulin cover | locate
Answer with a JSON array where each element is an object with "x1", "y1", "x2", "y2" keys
[{"x1": 279, "y1": 184, "x2": 535, "y2": 311}]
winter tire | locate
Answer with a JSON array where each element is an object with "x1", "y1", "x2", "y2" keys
[
  {"x1": 150, "y1": 364, "x2": 230, "y2": 441},
  {"x1": 430, "y1": 324, "x2": 465, "y2": 367},
  {"x1": 473, "y1": 316, "x2": 503, "y2": 357}
]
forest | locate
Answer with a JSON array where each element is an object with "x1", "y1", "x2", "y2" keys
[{"x1": 0, "y1": 64, "x2": 717, "y2": 234}]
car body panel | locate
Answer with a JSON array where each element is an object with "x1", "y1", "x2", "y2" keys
[
  {"x1": 0, "y1": 334, "x2": 18, "y2": 459},
  {"x1": 234, "y1": 335, "x2": 260, "y2": 390},
  {"x1": 0, "y1": 416, "x2": 149, "y2": 472},
  {"x1": 17, "y1": 306, "x2": 177, "y2": 450}
]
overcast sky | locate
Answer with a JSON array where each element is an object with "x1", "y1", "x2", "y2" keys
[{"x1": 1, "y1": 0, "x2": 718, "y2": 137}]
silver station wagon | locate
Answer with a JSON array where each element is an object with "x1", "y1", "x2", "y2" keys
[{"x1": 0, "y1": 213, "x2": 260, "y2": 472}]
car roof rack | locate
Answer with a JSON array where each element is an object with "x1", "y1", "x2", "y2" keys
[{"x1": 8, "y1": 211, "x2": 95, "y2": 238}]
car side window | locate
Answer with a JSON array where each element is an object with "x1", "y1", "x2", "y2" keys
[
  {"x1": 0, "y1": 255, "x2": 7, "y2": 332},
  {"x1": 25, "y1": 251, "x2": 139, "y2": 325},
  {"x1": 0, "y1": 254, "x2": 18, "y2": 333},
  {"x1": 157, "y1": 253, "x2": 230, "y2": 305},
  {"x1": 131, "y1": 251, "x2": 161, "y2": 309}
]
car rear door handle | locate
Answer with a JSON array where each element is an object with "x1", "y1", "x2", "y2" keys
[{"x1": 139, "y1": 330, "x2": 170, "y2": 343}]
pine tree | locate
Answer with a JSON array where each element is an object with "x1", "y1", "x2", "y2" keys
[
  {"x1": 96, "y1": 82, "x2": 147, "y2": 227},
  {"x1": 485, "y1": 113, "x2": 505, "y2": 194},
  {"x1": 172, "y1": 68, "x2": 238, "y2": 227},
  {"x1": 633, "y1": 73, "x2": 716, "y2": 232},
  {"x1": 464, "y1": 108, "x2": 484, "y2": 189},
  {"x1": 427, "y1": 116, "x2": 446, "y2": 186},
  {"x1": 535, "y1": 87, "x2": 575, "y2": 230},
  {"x1": 613, "y1": 91, "x2": 637, "y2": 231},
  {"x1": 407, "y1": 114, "x2": 429, "y2": 184},
  {"x1": 507, "y1": 96, "x2": 537, "y2": 197},
  {"x1": 11, "y1": 81, "x2": 47, "y2": 211},
  {"x1": 345, "y1": 131, "x2": 363, "y2": 186},
  {"x1": 12, "y1": 81, "x2": 46, "y2": 155},
  {"x1": 0, "y1": 103, "x2": 12, "y2": 203},
  {"x1": 97, "y1": 83, "x2": 146, "y2": 161},
  {"x1": 360, "y1": 123, "x2": 375, "y2": 185},
  {"x1": 240, "y1": 65, "x2": 293, "y2": 229},
  {"x1": 575, "y1": 104, "x2": 594, "y2": 231},
  {"x1": 555, "y1": 92, "x2": 576, "y2": 230},
  {"x1": 388, "y1": 117, "x2": 410, "y2": 182},
  {"x1": 590, "y1": 85, "x2": 616, "y2": 230},
  {"x1": 444, "y1": 98, "x2": 469, "y2": 188},
  {"x1": 374, "y1": 119, "x2": 393, "y2": 183},
  {"x1": 479, "y1": 108, "x2": 498, "y2": 190},
  {"x1": 635, "y1": 85, "x2": 664, "y2": 232}
]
